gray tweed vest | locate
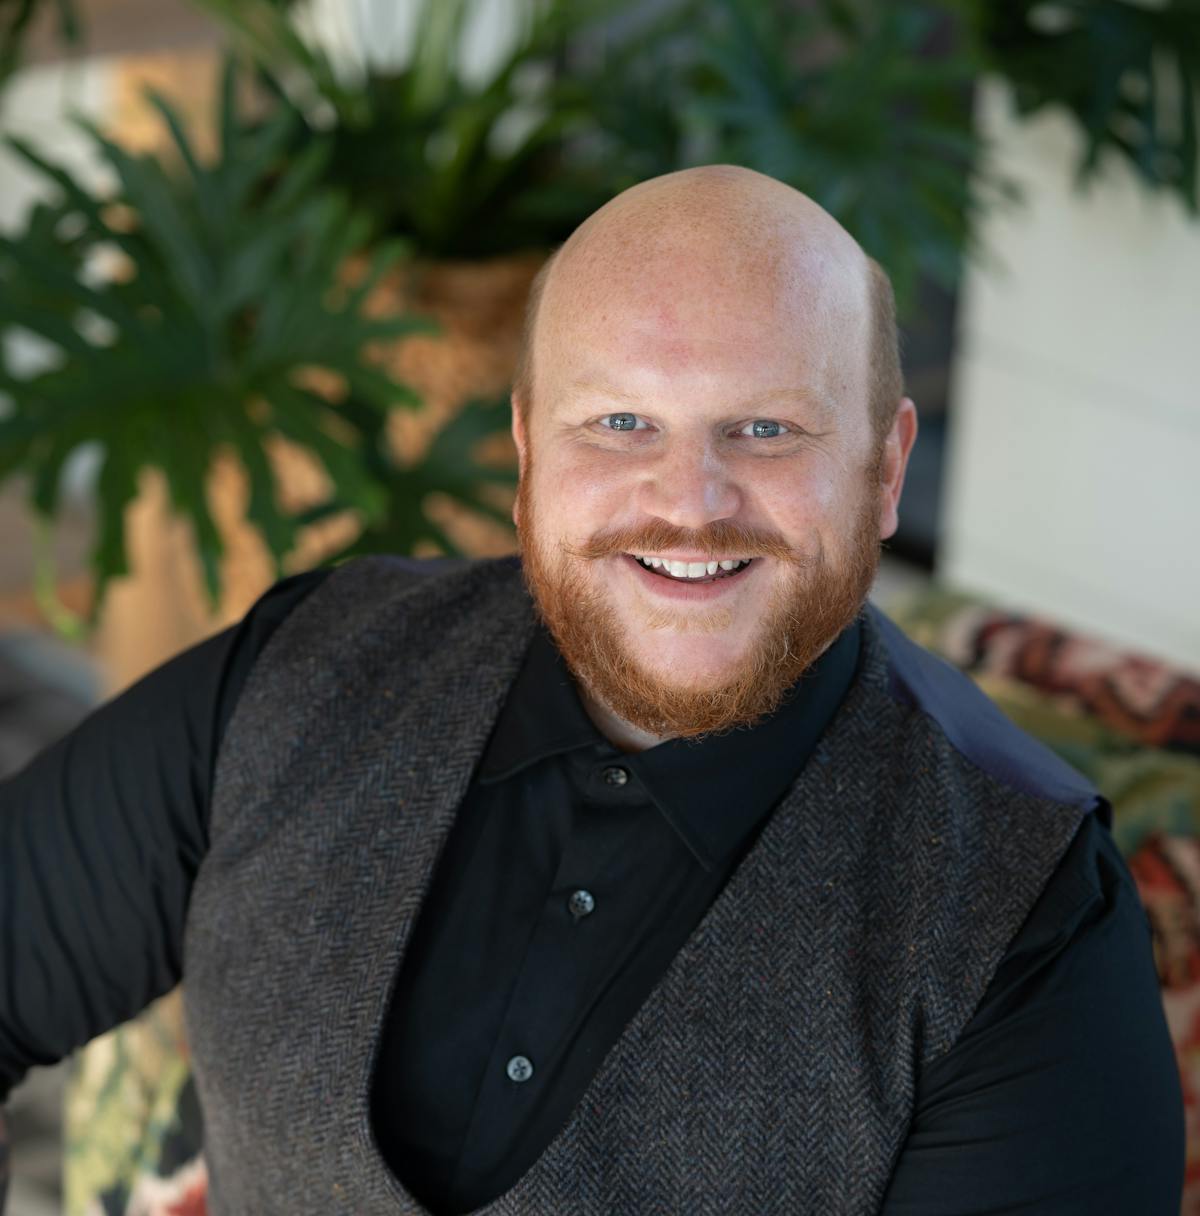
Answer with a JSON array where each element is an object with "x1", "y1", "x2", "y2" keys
[{"x1": 182, "y1": 555, "x2": 1099, "y2": 1214}]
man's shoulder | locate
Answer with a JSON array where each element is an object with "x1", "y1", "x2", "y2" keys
[
  {"x1": 862, "y1": 602, "x2": 1107, "y2": 823},
  {"x1": 322, "y1": 551, "x2": 522, "y2": 593},
  {"x1": 286, "y1": 552, "x2": 527, "y2": 629},
  {"x1": 232, "y1": 553, "x2": 532, "y2": 695},
  {"x1": 214, "y1": 552, "x2": 537, "y2": 782}
]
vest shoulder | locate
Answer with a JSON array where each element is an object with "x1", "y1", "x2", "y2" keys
[
  {"x1": 323, "y1": 552, "x2": 522, "y2": 594},
  {"x1": 865, "y1": 604, "x2": 1106, "y2": 820},
  {"x1": 229, "y1": 553, "x2": 531, "y2": 704},
  {"x1": 282, "y1": 553, "x2": 526, "y2": 631}
]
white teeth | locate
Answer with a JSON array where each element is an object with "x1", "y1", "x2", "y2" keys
[{"x1": 631, "y1": 555, "x2": 753, "y2": 578}]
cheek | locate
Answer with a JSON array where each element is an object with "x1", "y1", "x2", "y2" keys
[
  {"x1": 538, "y1": 450, "x2": 632, "y2": 529},
  {"x1": 756, "y1": 465, "x2": 843, "y2": 534}
]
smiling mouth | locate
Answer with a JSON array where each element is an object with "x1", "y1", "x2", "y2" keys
[{"x1": 626, "y1": 554, "x2": 755, "y2": 583}]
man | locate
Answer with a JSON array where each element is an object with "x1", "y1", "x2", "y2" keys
[{"x1": 0, "y1": 165, "x2": 1184, "y2": 1214}]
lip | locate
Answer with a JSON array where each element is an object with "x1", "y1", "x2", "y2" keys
[{"x1": 618, "y1": 553, "x2": 758, "y2": 602}]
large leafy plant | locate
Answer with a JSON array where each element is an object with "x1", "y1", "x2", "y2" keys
[
  {"x1": 0, "y1": 61, "x2": 435, "y2": 625},
  {"x1": 601, "y1": 0, "x2": 1009, "y2": 310},
  {"x1": 204, "y1": 0, "x2": 995, "y2": 297},
  {"x1": 186, "y1": 0, "x2": 1200, "y2": 309},
  {"x1": 296, "y1": 391, "x2": 519, "y2": 562},
  {"x1": 195, "y1": 0, "x2": 649, "y2": 257},
  {"x1": 172, "y1": 0, "x2": 991, "y2": 311},
  {"x1": 5, "y1": 0, "x2": 1199, "y2": 275}
]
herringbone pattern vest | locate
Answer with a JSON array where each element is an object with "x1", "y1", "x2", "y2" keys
[{"x1": 183, "y1": 555, "x2": 1096, "y2": 1214}]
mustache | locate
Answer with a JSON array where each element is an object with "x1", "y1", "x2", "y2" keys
[{"x1": 562, "y1": 518, "x2": 809, "y2": 565}]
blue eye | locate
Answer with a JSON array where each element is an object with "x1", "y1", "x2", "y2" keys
[
  {"x1": 602, "y1": 412, "x2": 642, "y2": 431},
  {"x1": 745, "y1": 419, "x2": 786, "y2": 438}
]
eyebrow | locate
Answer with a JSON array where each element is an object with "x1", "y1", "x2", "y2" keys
[{"x1": 566, "y1": 380, "x2": 837, "y2": 418}]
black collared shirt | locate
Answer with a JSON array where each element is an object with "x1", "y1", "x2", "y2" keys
[{"x1": 0, "y1": 567, "x2": 1183, "y2": 1214}]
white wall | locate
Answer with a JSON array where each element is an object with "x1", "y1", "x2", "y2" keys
[{"x1": 942, "y1": 75, "x2": 1200, "y2": 672}]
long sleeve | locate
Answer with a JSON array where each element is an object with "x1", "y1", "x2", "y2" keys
[
  {"x1": 0, "y1": 569, "x2": 329, "y2": 1102},
  {"x1": 879, "y1": 811, "x2": 1184, "y2": 1215}
]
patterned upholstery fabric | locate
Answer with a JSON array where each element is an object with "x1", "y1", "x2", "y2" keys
[
  {"x1": 890, "y1": 589, "x2": 1200, "y2": 757},
  {"x1": 62, "y1": 585, "x2": 1200, "y2": 1214},
  {"x1": 63, "y1": 991, "x2": 204, "y2": 1216}
]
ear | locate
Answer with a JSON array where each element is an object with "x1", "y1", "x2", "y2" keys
[
  {"x1": 877, "y1": 397, "x2": 918, "y2": 541},
  {"x1": 510, "y1": 391, "x2": 528, "y2": 529}
]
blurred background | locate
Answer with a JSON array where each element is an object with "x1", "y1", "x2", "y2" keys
[{"x1": 0, "y1": 0, "x2": 1198, "y2": 1213}]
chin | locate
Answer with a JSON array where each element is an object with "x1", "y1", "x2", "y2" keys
[{"x1": 625, "y1": 632, "x2": 752, "y2": 691}]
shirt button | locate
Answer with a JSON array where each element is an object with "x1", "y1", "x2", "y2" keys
[
  {"x1": 568, "y1": 889, "x2": 595, "y2": 919},
  {"x1": 506, "y1": 1055, "x2": 534, "y2": 1083},
  {"x1": 602, "y1": 765, "x2": 629, "y2": 786}
]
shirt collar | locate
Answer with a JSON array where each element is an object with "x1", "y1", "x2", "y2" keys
[{"x1": 478, "y1": 616, "x2": 862, "y2": 871}]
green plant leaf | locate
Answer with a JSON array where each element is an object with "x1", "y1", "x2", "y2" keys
[
  {"x1": 0, "y1": 54, "x2": 431, "y2": 628},
  {"x1": 313, "y1": 394, "x2": 517, "y2": 562},
  {"x1": 91, "y1": 442, "x2": 140, "y2": 622},
  {"x1": 1, "y1": 0, "x2": 84, "y2": 84},
  {"x1": 667, "y1": 0, "x2": 993, "y2": 315},
  {"x1": 974, "y1": 0, "x2": 1200, "y2": 215}
]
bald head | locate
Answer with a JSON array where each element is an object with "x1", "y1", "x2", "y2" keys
[{"x1": 514, "y1": 165, "x2": 903, "y2": 446}]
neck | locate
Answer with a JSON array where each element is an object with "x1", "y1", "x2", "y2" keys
[{"x1": 577, "y1": 686, "x2": 672, "y2": 753}]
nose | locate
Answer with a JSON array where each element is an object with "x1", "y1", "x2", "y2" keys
[{"x1": 634, "y1": 440, "x2": 743, "y2": 531}]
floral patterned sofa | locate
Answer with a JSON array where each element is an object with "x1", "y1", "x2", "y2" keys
[{"x1": 62, "y1": 586, "x2": 1200, "y2": 1215}]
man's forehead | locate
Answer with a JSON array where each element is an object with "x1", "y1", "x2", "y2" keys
[
  {"x1": 543, "y1": 204, "x2": 864, "y2": 348},
  {"x1": 537, "y1": 242, "x2": 867, "y2": 402},
  {"x1": 550, "y1": 167, "x2": 863, "y2": 296},
  {"x1": 555, "y1": 229, "x2": 859, "y2": 315}
]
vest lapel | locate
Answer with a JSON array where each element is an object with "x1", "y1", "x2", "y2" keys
[
  {"x1": 190, "y1": 557, "x2": 537, "y2": 1214},
  {"x1": 339, "y1": 560, "x2": 540, "y2": 1210}
]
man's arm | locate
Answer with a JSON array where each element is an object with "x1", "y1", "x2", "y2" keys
[
  {"x1": 0, "y1": 568, "x2": 329, "y2": 1202},
  {"x1": 879, "y1": 811, "x2": 1184, "y2": 1214}
]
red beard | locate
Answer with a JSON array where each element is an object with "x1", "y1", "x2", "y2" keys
[{"x1": 515, "y1": 459, "x2": 882, "y2": 740}]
